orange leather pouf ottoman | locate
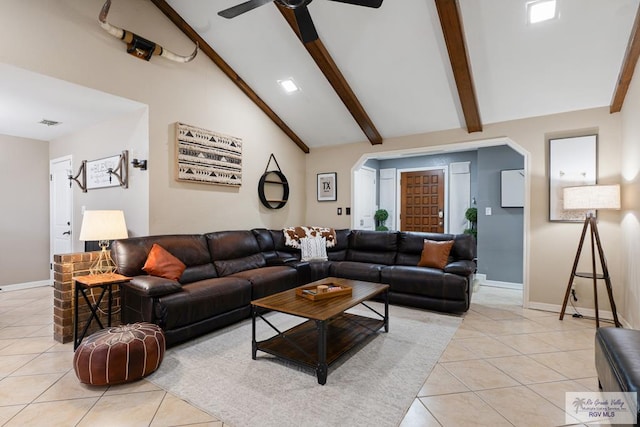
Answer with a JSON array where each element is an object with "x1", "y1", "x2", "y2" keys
[{"x1": 73, "y1": 322, "x2": 165, "y2": 386}]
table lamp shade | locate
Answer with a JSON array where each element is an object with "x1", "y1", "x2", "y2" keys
[
  {"x1": 79, "y1": 210, "x2": 128, "y2": 242},
  {"x1": 563, "y1": 184, "x2": 620, "y2": 211}
]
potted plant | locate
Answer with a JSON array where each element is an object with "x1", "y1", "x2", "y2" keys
[
  {"x1": 464, "y1": 207, "x2": 477, "y2": 238},
  {"x1": 374, "y1": 209, "x2": 389, "y2": 231}
]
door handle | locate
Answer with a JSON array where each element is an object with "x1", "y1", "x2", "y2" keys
[{"x1": 63, "y1": 230, "x2": 71, "y2": 236}]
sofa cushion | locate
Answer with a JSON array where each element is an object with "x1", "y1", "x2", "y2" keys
[
  {"x1": 206, "y1": 230, "x2": 266, "y2": 276},
  {"x1": 381, "y1": 266, "x2": 468, "y2": 301},
  {"x1": 327, "y1": 229, "x2": 350, "y2": 261},
  {"x1": 143, "y1": 244, "x2": 187, "y2": 281},
  {"x1": 329, "y1": 261, "x2": 383, "y2": 283},
  {"x1": 230, "y1": 266, "x2": 299, "y2": 300},
  {"x1": 111, "y1": 235, "x2": 217, "y2": 283},
  {"x1": 155, "y1": 277, "x2": 251, "y2": 330},
  {"x1": 308, "y1": 261, "x2": 332, "y2": 282},
  {"x1": 418, "y1": 239, "x2": 454, "y2": 270},
  {"x1": 346, "y1": 230, "x2": 397, "y2": 265}
]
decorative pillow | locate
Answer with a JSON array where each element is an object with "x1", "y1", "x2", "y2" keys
[
  {"x1": 299, "y1": 236, "x2": 328, "y2": 262},
  {"x1": 142, "y1": 244, "x2": 186, "y2": 281},
  {"x1": 418, "y1": 239, "x2": 454, "y2": 270}
]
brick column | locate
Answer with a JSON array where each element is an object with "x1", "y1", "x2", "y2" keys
[{"x1": 52, "y1": 251, "x2": 121, "y2": 344}]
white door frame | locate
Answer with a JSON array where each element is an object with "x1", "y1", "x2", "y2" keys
[
  {"x1": 396, "y1": 166, "x2": 449, "y2": 233},
  {"x1": 350, "y1": 137, "x2": 530, "y2": 309},
  {"x1": 50, "y1": 155, "x2": 74, "y2": 280}
]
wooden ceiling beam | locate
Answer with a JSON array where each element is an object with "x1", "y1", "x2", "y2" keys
[
  {"x1": 610, "y1": 4, "x2": 640, "y2": 113},
  {"x1": 150, "y1": 0, "x2": 310, "y2": 153},
  {"x1": 434, "y1": 0, "x2": 482, "y2": 133},
  {"x1": 276, "y1": 4, "x2": 383, "y2": 145}
]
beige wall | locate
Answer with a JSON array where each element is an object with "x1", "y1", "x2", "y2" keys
[
  {"x1": 0, "y1": 134, "x2": 50, "y2": 286},
  {"x1": 621, "y1": 56, "x2": 640, "y2": 328},
  {"x1": 0, "y1": 0, "x2": 634, "y2": 317},
  {"x1": 308, "y1": 108, "x2": 623, "y2": 311},
  {"x1": 0, "y1": 0, "x2": 306, "y2": 285},
  {"x1": 0, "y1": 0, "x2": 306, "y2": 238},
  {"x1": 49, "y1": 109, "x2": 150, "y2": 252}
]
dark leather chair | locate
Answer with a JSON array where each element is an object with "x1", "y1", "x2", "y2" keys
[{"x1": 595, "y1": 327, "x2": 640, "y2": 425}]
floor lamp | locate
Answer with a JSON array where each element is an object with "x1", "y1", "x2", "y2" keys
[
  {"x1": 559, "y1": 184, "x2": 621, "y2": 327},
  {"x1": 79, "y1": 210, "x2": 129, "y2": 275}
]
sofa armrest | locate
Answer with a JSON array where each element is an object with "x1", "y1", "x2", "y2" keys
[
  {"x1": 290, "y1": 261, "x2": 311, "y2": 285},
  {"x1": 265, "y1": 257, "x2": 310, "y2": 285},
  {"x1": 444, "y1": 260, "x2": 476, "y2": 276},
  {"x1": 266, "y1": 256, "x2": 299, "y2": 266},
  {"x1": 127, "y1": 275, "x2": 182, "y2": 297}
]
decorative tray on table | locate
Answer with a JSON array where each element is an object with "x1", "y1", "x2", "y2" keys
[{"x1": 296, "y1": 283, "x2": 352, "y2": 301}]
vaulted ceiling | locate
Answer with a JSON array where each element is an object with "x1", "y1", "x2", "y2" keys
[{"x1": 156, "y1": 0, "x2": 639, "y2": 152}]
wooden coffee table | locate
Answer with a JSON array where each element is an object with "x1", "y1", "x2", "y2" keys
[{"x1": 251, "y1": 277, "x2": 389, "y2": 385}]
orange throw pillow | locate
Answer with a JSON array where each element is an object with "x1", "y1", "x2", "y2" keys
[
  {"x1": 418, "y1": 239, "x2": 454, "y2": 270},
  {"x1": 143, "y1": 244, "x2": 186, "y2": 281}
]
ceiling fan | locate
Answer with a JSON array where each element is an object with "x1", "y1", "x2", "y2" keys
[{"x1": 218, "y1": 0, "x2": 383, "y2": 43}]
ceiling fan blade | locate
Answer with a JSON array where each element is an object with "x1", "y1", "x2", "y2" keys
[
  {"x1": 294, "y1": 6, "x2": 319, "y2": 43},
  {"x1": 329, "y1": 0, "x2": 383, "y2": 8},
  {"x1": 218, "y1": 0, "x2": 275, "y2": 19}
]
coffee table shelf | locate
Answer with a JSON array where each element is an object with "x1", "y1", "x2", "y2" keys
[{"x1": 256, "y1": 313, "x2": 385, "y2": 368}]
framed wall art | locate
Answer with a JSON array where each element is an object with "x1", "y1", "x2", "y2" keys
[
  {"x1": 317, "y1": 172, "x2": 337, "y2": 202},
  {"x1": 501, "y1": 169, "x2": 525, "y2": 208},
  {"x1": 86, "y1": 151, "x2": 128, "y2": 190},
  {"x1": 548, "y1": 134, "x2": 597, "y2": 222},
  {"x1": 175, "y1": 122, "x2": 242, "y2": 187}
]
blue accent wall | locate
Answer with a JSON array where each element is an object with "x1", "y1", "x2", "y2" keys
[
  {"x1": 363, "y1": 146, "x2": 524, "y2": 285},
  {"x1": 477, "y1": 145, "x2": 524, "y2": 283}
]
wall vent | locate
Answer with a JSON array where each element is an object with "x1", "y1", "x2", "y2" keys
[{"x1": 39, "y1": 119, "x2": 62, "y2": 126}]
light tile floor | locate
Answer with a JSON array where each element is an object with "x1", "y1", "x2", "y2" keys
[
  {"x1": 401, "y1": 285, "x2": 610, "y2": 427},
  {"x1": 0, "y1": 285, "x2": 608, "y2": 426}
]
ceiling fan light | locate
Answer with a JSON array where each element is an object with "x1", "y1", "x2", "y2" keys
[
  {"x1": 527, "y1": 0, "x2": 556, "y2": 24},
  {"x1": 278, "y1": 78, "x2": 300, "y2": 93}
]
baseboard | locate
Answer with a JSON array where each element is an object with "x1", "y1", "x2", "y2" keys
[
  {"x1": 482, "y1": 280, "x2": 523, "y2": 290},
  {"x1": 0, "y1": 280, "x2": 51, "y2": 292},
  {"x1": 527, "y1": 301, "x2": 631, "y2": 328}
]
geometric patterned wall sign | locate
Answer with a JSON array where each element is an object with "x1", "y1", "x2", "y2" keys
[{"x1": 175, "y1": 122, "x2": 242, "y2": 187}]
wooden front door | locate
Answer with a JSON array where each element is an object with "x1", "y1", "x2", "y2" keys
[{"x1": 400, "y1": 170, "x2": 445, "y2": 232}]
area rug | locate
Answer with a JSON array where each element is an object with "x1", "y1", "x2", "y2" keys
[{"x1": 148, "y1": 303, "x2": 461, "y2": 427}]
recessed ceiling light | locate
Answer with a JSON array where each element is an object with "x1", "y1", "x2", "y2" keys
[
  {"x1": 278, "y1": 78, "x2": 300, "y2": 93},
  {"x1": 527, "y1": 0, "x2": 557, "y2": 24}
]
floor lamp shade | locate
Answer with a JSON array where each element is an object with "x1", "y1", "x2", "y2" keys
[
  {"x1": 563, "y1": 184, "x2": 621, "y2": 211},
  {"x1": 79, "y1": 210, "x2": 128, "y2": 275}
]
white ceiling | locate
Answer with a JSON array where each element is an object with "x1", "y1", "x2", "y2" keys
[
  {"x1": 1, "y1": 0, "x2": 637, "y2": 149},
  {"x1": 0, "y1": 63, "x2": 145, "y2": 142},
  {"x1": 166, "y1": 0, "x2": 638, "y2": 148}
]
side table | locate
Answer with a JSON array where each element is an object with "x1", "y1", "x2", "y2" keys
[{"x1": 73, "y1": 273, "x2": 130, "y2": 350}]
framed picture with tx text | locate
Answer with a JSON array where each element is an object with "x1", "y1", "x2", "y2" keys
[{"x1": 317, "y1": 172, "x2": 337, "y2": 201}]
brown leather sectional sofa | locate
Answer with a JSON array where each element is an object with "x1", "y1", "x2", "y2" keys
[{"x1": 111, "y1": 229, "x2": 476, "y2": 346}]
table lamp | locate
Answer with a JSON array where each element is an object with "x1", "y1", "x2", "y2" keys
[
  {"x1": 79, "y1": 210, "x2": 128, "y2": 275},
  {"x1": 558, "y1": 184, "x2": 621, "y2": 327}
]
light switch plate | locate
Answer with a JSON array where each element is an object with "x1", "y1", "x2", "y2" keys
[{"x1": 485, "y1": 207, "x2": 492, "y2": 215}]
